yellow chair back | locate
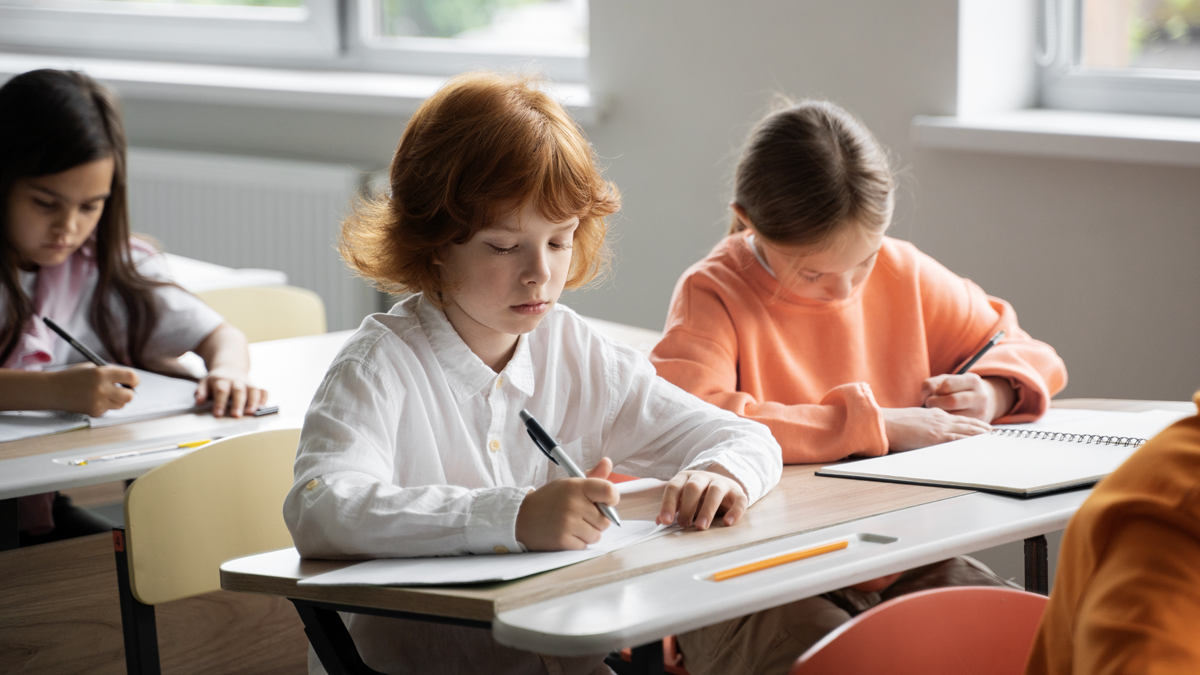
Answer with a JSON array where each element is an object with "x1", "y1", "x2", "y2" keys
[
  {"x1": 123, "y1": 428, "x2": 301, "y2": 606},
  {"x1": 197, "y1": 285, "x2": 326, "y2": 343}
]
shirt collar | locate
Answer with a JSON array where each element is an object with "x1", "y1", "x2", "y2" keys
[{"x1": 414, "y1": 295, "x2": 536, "y2": 401}]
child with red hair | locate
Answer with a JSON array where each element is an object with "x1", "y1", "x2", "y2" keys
[{"x1": 284, "y1": 72, "x2": 782, "y2": 675}]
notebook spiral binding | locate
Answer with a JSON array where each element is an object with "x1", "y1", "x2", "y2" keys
[{"x1": 990, "y1": 428, "x2": 1148, "y2": 448}]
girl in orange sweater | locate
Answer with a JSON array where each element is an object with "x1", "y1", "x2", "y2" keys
[{"x1": 651, "y1": 100, "x2": 1067, "y2": 675}]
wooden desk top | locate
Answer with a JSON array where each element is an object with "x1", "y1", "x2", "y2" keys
[
  {"x1": 221, "y1": 467, "x2": 966, "y2": 622},
  {"x1": 222, "y1": 397, "x2": 1197, "y2": 622}
]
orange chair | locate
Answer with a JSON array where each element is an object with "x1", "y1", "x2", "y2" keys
[{"x1": 790, "y1": 586, "x2": 1048, "y2": 675}]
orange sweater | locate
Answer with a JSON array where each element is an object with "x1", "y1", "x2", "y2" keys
[
  {"x1": 650, "y1": 233, "x2": 1067, "y2": 464},
  {"x1": 1025, "y1": 393, "x2": 1200, "y2": 675}
]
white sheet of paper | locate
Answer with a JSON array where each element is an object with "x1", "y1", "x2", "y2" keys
[
  {"x1": 0, "y1": 410, "x2": 89, "y2": 442},
  {"x1": 87, "y1": 368, "x2": 206, "y2": 427},
  {"x1": 299, "y1": 520, "x2": 678, "y2": 587},
  {"x1": 0, "y1": 368, "x2": 205, "y2": 443},
  {"x1": 819, "y1": 409, "x2": 1191, "y2": 495}
]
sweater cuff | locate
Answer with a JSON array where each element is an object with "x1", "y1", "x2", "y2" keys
[
  {"x1": 821, "y1": 382, "x2": 889, "y2": 457},
  {"x1": 464, "y1": 486, "x2": 528, "y2": 555}
]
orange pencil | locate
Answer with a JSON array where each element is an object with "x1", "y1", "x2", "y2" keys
[{"x1": 712, "y1": 540, "x2": 849, "y2": 581}]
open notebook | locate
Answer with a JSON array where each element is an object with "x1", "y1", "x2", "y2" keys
[
  {"x1": 0, "y1": 368, "x2": 206, "y2": 443},
  {"x1": 816, "y1": 408, "x2": 1191, "y2": 498},
  {"x1": 299, "y1": 520, "x2": 679, "y2": 587}
]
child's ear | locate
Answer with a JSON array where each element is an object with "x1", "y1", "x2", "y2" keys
[{"x1": 730, "y1": 203, "x2": 755, "y2": 232}]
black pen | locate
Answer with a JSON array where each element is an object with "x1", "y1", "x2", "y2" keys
[
  {"x1": 955, "y1": 330, "x2": 1006, "y2": 375},
  {"x1": 519, "y1": 409, "x2": 621, "y2": 527},
  {"x1": 42, "y1": 317, "x2": 134, "y2": 390}
]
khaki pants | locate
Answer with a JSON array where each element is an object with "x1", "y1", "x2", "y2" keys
[{"x1": 676, "y1": 556, "x2": 1018, "y2": 675}]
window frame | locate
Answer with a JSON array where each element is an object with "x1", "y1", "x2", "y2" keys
[
  {"x1": 0, "y1": 0, "x2": 588, "y2": 84},
  {"x1": 0, "y1": 0, "x2": 341, "y2": 62},
  {"x1": 1040, "y1": 0, "x2": 1200, "y2": 117}
]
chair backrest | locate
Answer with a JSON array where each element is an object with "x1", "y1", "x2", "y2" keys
[
  {"x1": 790, "y1": 586, "x2": 1048, "y2": 675},
  {"x1": 123, "y1": 428, "x2": 302, "y2": 606},
  {"x1": 196, "y1": 285, "x2": 326, "y2": 343}
]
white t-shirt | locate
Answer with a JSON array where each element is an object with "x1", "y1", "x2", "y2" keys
[
  {"x1": 285, "y1": 294, "x2": 782, "y2": 674},
  {"x1": 8, "y1": 245, "x2": 225, "y2": 367}
]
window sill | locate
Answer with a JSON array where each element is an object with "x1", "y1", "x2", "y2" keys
[
  {"x1": 913, "y1": 109, "x2": 1200, "y2": 168},
  {"x1": 0, "y1": 52, "x2": 596, "y2": 124}
]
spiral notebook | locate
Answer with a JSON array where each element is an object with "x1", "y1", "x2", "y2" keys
[{"x1": 816, "y1": 408, "x2": 1191, "y2": 498}]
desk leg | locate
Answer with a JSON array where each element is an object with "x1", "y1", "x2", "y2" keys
[
  {"x1": 1, "y1": 498, "x2": 16, "y2": 551},
  {"x1": 1024, "y1": 534, "x2": 1049, "y2": 595},
  {"x1": 291, "y1": 600, "x2": 388, "y2": 675}
]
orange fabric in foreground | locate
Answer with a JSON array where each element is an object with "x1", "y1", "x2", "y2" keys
[
  {"x1": 651, "y1": 233, "x2": 1067, "y2": 464},
  {"x1": 1024, "y1": 393, "x2": 1200, "y2": 675}
]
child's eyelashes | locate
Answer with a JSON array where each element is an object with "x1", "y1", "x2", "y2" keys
[{"x1": 486, "y1": 241, "x2": 573, "y2": 254}]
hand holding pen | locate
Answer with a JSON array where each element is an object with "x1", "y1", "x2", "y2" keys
[
  {"x1": 515, "y1": 409, "x2": 622, "y2": 552},
  {"x1": 921, "y1": 330, "x2": 1015, "y2": 422},
  {"x1": 41, "y1": 317, "x2": 139, "y2": 417}
]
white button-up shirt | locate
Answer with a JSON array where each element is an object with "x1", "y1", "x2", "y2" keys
[{"x1": 284, "y1": 294, "x2": 782, "y2": 561}]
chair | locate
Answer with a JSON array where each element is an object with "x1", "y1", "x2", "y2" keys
[
  {"x1": 789, "y1": 586, "x2": 1048, "y2": 675},
  {"x1": 113, "y1": 428, "x2": 303, "y2": 674},
  {"x1": 197, "y1": 285, "x2": 327, "y2": 342}
]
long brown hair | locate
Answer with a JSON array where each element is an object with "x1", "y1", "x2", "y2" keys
[
  {"x1": 0, "y1": 69, "x2": 163, "y2": 367},
  {"x1": 730, "y1": 99, "x2": 894, "y2": 249},
  {"x1": 340, "y1": 71, "x2": 620, "y2": 306}
]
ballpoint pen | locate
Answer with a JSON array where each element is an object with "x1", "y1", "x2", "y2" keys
[
  {"x1": 519, "y1": 409, "x2": 622, "y2": 527},
  {"x1": 955, "y1": 330, "x2": 1006, "y2": 375},
  {"x1": 42, "y1": 316, "x2": 134, "y2": 390}
]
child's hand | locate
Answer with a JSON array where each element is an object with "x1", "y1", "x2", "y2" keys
[
  {"x1": 881, "y1": 407, "x2": 991, "y2": 452},
  {"x1": 52, "y1": 364, "x2": 139, "y2": 417},
  {"x1": 658, "y1": 465, "x2": 748, "y2": 530},
  {"x1": 921, "y1": 373, "x2": 1015, "y2": 422},
  {"x1": 195, "y1": 366, "x2": 268, "y2": 418},
  {"x1": 516, "y1": 457, "x2": 620, "y2": 551}
]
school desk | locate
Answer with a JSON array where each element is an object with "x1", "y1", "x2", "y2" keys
[
  {"x1": 0, "y1": 314, "x2": 662, "y2": 675},
  {"x1": 219, "y1": 398, "x2": 1193, "y2": 674}
]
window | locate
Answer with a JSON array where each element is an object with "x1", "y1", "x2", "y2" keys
[
  {"x1": 1041, "y1": 0, "x2": 1200, "y2": 117},
  {"x1": 0, "y1": 0, "x2": 587, "y2": 82},
  {"x1": 0, "y1": 0, "x2": 340, "y2": 61}
]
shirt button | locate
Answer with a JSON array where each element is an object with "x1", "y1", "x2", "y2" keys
[
  {"x1": 495, "y1": 377, "x2": 503, "y2": 389},
  {"x1": 493, "y1": 545, "x2": 509, "y2": 554},
  {"x1": 304, "y1": 479, "x2": 319, "y2": 491},
  {"x1": 489, "y1": 439, "x2": 501, "y2": 452}
]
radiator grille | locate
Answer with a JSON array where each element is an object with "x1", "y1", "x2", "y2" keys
[{"x1": 126, "y1": 148, "x2": 381, "y2": 331}]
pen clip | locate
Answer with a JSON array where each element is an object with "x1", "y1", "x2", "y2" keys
[{"x1": 526, "y1": 429, "x2": 559, "y2": 464}]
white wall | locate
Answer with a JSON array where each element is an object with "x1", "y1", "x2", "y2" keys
[{"x1": 111, "y1": 0, "x2": 1198, "y2": 402}]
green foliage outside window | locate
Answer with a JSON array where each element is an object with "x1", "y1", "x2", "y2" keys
[{"x1": 1130, "y1": 0, "x2": 1200, "y2": 57}]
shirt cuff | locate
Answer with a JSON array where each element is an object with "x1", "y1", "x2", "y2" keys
[
  {"x1": 463, "y1": 486, "x2": 528, "y2": 555},
  {"x1": 684, "y1": 451, "x2": 767, "y2": 505}
]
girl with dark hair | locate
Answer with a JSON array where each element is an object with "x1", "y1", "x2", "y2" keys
[
  {"x1": 0, "y1": 69, "x2": 266, "y2": 546},
  {"x1": 651, "y1": 100, "x2": 1068, "y2": 674}
]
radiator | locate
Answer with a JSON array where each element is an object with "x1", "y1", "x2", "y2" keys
[{"x1": 126, "y1": 148, "x2": 382, "y2": 332}]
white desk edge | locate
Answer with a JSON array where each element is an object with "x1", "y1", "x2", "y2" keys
[{"x1": 492, "y1": 489, "x2": 1089, "y2": 656}]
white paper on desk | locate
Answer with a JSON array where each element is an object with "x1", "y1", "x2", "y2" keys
[
  {"x1": 819, "y1": 409, "x2": 1191, "y2": 496},
  {"x1": 299, "y1": 520, "x2": 678, "y2": 587},
  {"x1": 0, "y1": 410, "x2": 89, "y2": 442},
  {"x1": 0, "y1": 368, "x2": 206, "y2": 442},
  {"x1": 87, "y1": 368, "x2": 207, "y2": 427}
]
